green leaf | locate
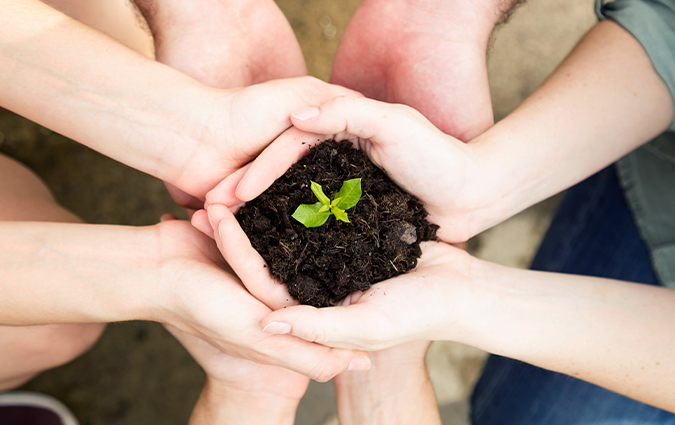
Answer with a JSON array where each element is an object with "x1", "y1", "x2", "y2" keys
[
  {"x1": 292, "y1": 202, "x2": 331, "y2": 228},
  {"x1": 331, "y1": 206, "x2": 350, "y2": 223},
  {"x1": 330, "y1": 197, "x2": 343, "y2": 207},
  {"x1": 310, "y1": 181, "x2": 331, "y2": 206},
  {"x1": 334, "y1": 178, "x2": 362, "y2": 210}
]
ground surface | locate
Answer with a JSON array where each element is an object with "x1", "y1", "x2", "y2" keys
[{"x1": 4, "y1": 0, "x2": 596, "y2": 423}]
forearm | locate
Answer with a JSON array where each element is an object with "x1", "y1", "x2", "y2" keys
[
  {"x1": 189, "y1": 379, "x2": 298, "y2": 425},
  {"x1": 455, "y1": 257, "x2": 675, "y2": 411},
  {"x1": 0, "y1": 0, "x2": 209, "y2": 185},
  {"x1": 468, "y1": 20, "x2": 674, "y2": 229},
  {"x1": 334, "y1": 351, "x2": 441, "y2": 425},
  {"x1": 0, "y1": 222, "x2": 159, "y2": 326}
]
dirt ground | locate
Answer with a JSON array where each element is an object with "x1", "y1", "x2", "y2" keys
[{"x1": 3, "y1": 0, "x2": 596, "y2": 423}]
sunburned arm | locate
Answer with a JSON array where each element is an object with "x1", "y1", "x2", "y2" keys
[{"x1": 262, "y1": 243, "x2": 675, "y2": 412}]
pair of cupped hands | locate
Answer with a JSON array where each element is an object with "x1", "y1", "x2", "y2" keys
[{"x1": 149, "y1": 0, "x2": 497, "y2": 401}]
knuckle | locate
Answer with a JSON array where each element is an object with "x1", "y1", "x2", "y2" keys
[
  {"x1": 305, "y1": 326, "x2": 328, "y2": 344},
  {"x1": 309, "y1": 359, "x2": 341, "y2": 382}
]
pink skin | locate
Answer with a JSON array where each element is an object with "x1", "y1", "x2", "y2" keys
[
  {"x1": 166, "y1": 324, "x2": 310, "y2": 423},
  {"x1": 144, "y1": 0, "x2": 310, "y2": 405},
  {"x1": 150, "y1": 0, "x2": 306, "y2": 89},
  {"x1": 136, "y1": 0, "x2": 307, "y2": 209},
  {"x1": 259, "y1": 242, "x2": 474, "y2": 352},
  {"x1": 209, "y1": 97, "x2": 485, "y2": 243},
  {"x1": 331, "y1": 0, "x2": 498, "y2": 141}
]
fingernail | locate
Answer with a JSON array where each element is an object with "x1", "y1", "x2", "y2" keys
[
  {"x1": 263, "y1": 321, "x2": 292, "y2": 335},
  {"x1": 292, "y1": 107, "x2": 320, "y2": 121},
  {"x1": 229, "y1": 202, "x2": 246, "y2": 214},
  {"x1": 347, "y1": 357, "x2": 371, "y2": 372}
]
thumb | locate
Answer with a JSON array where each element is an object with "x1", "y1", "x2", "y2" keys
[
  {"x1": 289, "y1": 96, "x2": 440, "y2": 148},
  {"x1": 207, "y1": 203, "x2": 297, "y2": 310},
  {"x1": 261, "y1": 304, "x2": 398, "y2": 351}
]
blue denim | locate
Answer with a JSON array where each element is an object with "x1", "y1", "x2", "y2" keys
[{"x1": 470, "y1": 166, "x2": 675, "y2": 425}]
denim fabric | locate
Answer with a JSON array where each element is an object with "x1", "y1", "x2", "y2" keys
[{"x1": 470, "y1": 166, "x2": 675, "y2": 425}]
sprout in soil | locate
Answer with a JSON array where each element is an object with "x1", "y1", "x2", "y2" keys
[{"x1": 292, "y1": 178, "x2": 362, "y2": 228}]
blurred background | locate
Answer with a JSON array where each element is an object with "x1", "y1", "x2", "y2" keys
[{"x1": 3, "y1": 0, "x2": 597, "y2": 423}]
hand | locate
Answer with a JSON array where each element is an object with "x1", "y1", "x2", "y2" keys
[
  {"x1": 166, "y1": 324, "x2": 309, "y2": 425},
  {"x1": 330, "y1": 0, "x2": 496, "y2": 141},
  {"x1": 149, "y1": 219, "x2": 371, "y2": 381},
  {"x1": 132, "y1": 0, "x2": 307, "y2": 209},
  {"x1": 221, "y1": 96, "x2": 491, "y2": 243},
  {"x1": 334, "y1": 341, "x2": 441, "y2": 425},
  {"x1": 259, "y1": 241, "x2": 475, "y2": 352},
  {"x1": 150, "y1": 76, "x2": 360, "y2": 201}
]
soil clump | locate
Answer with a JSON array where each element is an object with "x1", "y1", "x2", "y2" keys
[{"x1": 237, "y1": 140, "x2": 438, "y2": 307}]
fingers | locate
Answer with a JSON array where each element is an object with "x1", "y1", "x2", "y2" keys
[
  {"x1": 206, "y1": 164, "x2": 250, "y2": 208},
  {"x1": 258, "y1": 334, "x2": 372, "y2": 381},
  {"x1": 290, "y1": 96, "x2": 440, "y2": 151},
  {"x1": 236, "y1": 127, "x2": 326, "y2": 202},
  {"x1": 261, "y1": 304, "x2": 398, "y2": 351},
  {"x1": 191, "y1": 209, "x2": 214, "y2": 239},
  {"x1": 164, "y1": 181, "x2": 204, "y2": 210},
  {"x1": 207, "y1": 203, "x2": 297, "y2": 310}
]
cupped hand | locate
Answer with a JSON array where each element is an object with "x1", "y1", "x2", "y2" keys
[
  {"x1": 166, "y1": 324, "x2": 310, "y2": 402},
  {"x1": 330, "y1": 0, "x2": 495, "y2": 141},
  {"x1": 259, "y1": 241, "x2": 476, "y2": 352},
  {"x1": 160, "y1": 77, "x2": 361, "y2": 202},
  {"x1": 143, "y1": 0, "x2": 308, "y2": 209},
  {"x1": 221, "y1": 96, "x2": 492, "y2": 243},
  {"x1": 149, "y1": 218, "x2": 371, "y2": 381}
]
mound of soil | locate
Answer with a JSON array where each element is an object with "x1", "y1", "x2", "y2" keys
[{"x1": 237, "y1": 140, "x2": 438, "y2": 307}]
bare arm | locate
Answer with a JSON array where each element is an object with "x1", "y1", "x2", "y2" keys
[
  {"x1": 0, "y1": 0, "x2": 206, "y2": 184},
  {"x1": 0, "y1": 0, "x2": 353, "y2": 199},
  {"x1": 469, "y1": 19, "x2": 674, "y2": 233}
]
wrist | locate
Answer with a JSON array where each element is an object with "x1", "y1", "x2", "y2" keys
[
  {"x1": 196, "y1": 378, "x2": 299, "y2": 425},
  {"x1": 334, "y1": 357, "x2": 437, "y2": 425}
]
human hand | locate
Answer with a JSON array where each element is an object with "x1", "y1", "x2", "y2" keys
[
  {"x1": 131, "y1": 0, "x2": 307, "y2": 209},
  {"x1": 330, "y1": 0, "x2": 497, "y2": 141},
  {"x1": 148, "y1": 219, "x2": 371, "y2": 381},
  {"x1": 166, "y1": 324, "x2": 309, "y2": 425},
  {"x1": 217, "y1": 96, "x2": 493, "y2": 243},
  {"x1": 259, "y1": 241, "x2": 476, "y2": 351},
  {"x1": 146, "y1": 77, "x2": 360, "y2": 203}
]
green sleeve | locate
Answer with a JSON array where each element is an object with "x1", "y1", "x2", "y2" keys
[{"x1": 596, "y1": 0, "x2": 675, "y2": 132}]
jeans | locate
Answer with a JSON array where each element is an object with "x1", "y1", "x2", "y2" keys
[{"x1": 470, "y1": 166, "x2": 675, "y2": 425}]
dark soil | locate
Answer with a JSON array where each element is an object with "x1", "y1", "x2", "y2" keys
[{"x1": 237, "y1": 140, "x2": 438, "y2": 307}]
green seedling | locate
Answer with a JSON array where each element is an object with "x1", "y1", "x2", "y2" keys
[{"x1": 292, "y1": 179, "x2": 362, "y2": 228}]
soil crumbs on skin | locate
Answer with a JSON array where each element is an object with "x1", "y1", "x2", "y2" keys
[{"x1": 237, "y1": 140, "x2": 438, "y2": 307}]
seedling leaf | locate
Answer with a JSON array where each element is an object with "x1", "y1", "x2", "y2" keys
[
  {"x1": 332, "y1": 207, "x2": 350, "y2": 223},
  {"x1": 334, "y1": 178, "x2": 362, "y2": 210},
  {"x1": 292, "y1": 178, "x2": 363, "y2": 228},
  {"x1": 292, "y1": 202, "x2": 331, "y2": 227},
  {"x1": 310, "y1": 181, "x2": 331, "y2": 206}
]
